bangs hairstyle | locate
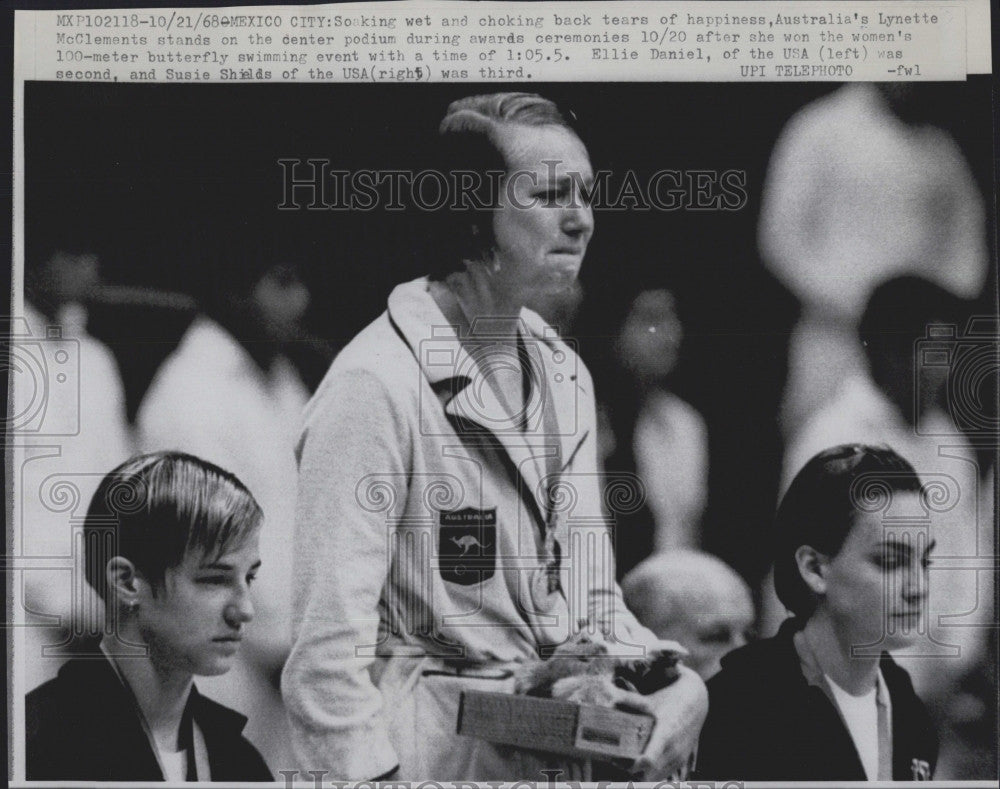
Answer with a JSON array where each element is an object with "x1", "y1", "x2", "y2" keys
[
  {"x1": 83, "y1": 452, "x2": 263, "y2": 601},
  {"x1": 427, "y1": 92, "x2": 578, "y2": 279},
  {"x1": 773, "y1": 444, "x2": 924, "y2": 618}
]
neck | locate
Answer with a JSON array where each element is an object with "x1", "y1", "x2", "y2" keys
[
  {"x1": 802, "y1": 612, "x2": 880, "y2": 694},
  {"x1": 101, "y1": 632, "x2": 193, "y2": 750},
  {"x1": 441, "y1": 264, "x2": 522, "y2": 340}
]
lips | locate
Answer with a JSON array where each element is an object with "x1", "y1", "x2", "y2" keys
[{"x1": 213, "y1": 635, "x2": 242, "y2": 642}]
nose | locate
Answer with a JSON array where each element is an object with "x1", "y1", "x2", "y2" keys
[
  {"x1": 901, "y1": 561, "x2": 929, "y2": 608},
  {"x1": 561, "y1": 196, "x2": 594, "y2": 240},
  {"x1": 224, "y1": 585, "x2": 255, "y2": 627}
]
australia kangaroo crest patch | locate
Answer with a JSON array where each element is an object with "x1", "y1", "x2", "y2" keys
[{"x1": 439, "y1": 508, "x2": 497, "y2": 585}]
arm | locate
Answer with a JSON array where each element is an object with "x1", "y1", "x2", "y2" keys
[
  {"x1": 280, "y1": 367, "x2": 409, "y2": 780},
  {"x1": 625, "y1": 663, "x2": 709, "y2": 780},
  {"x1": 690, "y1": 672, "x2": 752, "y2": 781},
  {"x1": 576, "y1": 375, "x2": 709, "y2": 779}
]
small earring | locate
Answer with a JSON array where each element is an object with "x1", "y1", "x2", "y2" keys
[{"x1": 127, "y1": 600, "x2": 139, "y2": 613}]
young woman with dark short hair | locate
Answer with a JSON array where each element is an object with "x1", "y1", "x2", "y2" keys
[{"x1": 696, "y1": 444, "x2": 939, "y2": 781}]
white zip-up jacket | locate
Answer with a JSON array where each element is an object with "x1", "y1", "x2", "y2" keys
[{"x1": 282, "y1": 278, "x2": 657, "y2": 780}]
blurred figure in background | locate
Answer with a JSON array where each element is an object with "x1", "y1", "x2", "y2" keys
[
  {"x1": 15, "y1": 233, "x2": 135, "y2": 689},
  {"x1": 604, "y1": 289, "x2": 708, "y2": 577},
  {"x1": 782, "y1": 277, "x2": 973, "y2": 490},
  {"x1": 136, "y1": 230, "x2": 312, "y2": 771},
  {"x1": 759, "y1": 83, "x2": 988, "y2": 439},
  {"x1": 622, "y1": 550, "x2": 754, "y2": 681}
]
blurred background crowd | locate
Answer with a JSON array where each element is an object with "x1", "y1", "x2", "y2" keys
[{"x1": 14, "y1": 80, "x2": 996, "y2": 777}]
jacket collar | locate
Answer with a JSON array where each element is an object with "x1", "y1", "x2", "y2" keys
[
  {"x1": 720, "y1": 618, "x2": 935, "y2": 780},
  {"x1": 793, "y1": 622, "x2": 891, "y2": 709},
  {"x1": 58, "y1": 653, "x2": 250, "y2": 779},
  {"x1": 387, "y1": 278, "x2": 589, "y2": 523}
]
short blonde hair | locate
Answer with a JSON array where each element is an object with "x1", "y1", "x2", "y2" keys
[{"x1": 83, "y1": 452, "x2": 263, "y2": 600}]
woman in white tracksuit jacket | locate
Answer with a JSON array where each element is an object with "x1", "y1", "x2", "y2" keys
[{"x1": 282, "y1": 93, "x2": 708, "y2": 782}]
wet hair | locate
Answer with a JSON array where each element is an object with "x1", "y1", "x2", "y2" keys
[
  {"x1": 427, "y1": 92, "x2": 579, "y2": 279},
  {"x1": 773, "y1": 444, "x2": 924, "y2": 617},
  {"x1": 83, "y1": 452, "x2": 263, "y2": 601}
]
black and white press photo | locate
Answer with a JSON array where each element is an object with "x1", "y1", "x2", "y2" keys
[{"x1": 5, "y1": 5, "x2": 997, "y2": 783}]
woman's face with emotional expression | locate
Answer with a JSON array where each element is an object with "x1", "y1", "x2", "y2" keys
[{"x1": 489, "y1": 124, "x2": 595, "y2": 307}]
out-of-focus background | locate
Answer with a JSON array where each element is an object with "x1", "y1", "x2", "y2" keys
[{"x1": 14, "y1": 80, "x2": 996, "y2": 778}]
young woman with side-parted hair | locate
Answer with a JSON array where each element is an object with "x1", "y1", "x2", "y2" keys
[
  {"x1": 25, "y1": 451, "x2": 274, "y2": 782},
  {"x1": 695, "y1": 444, "x2": 939, "y2": 781}
]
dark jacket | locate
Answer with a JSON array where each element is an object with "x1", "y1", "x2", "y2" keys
[
  {"x1": 695, "y1": 619, "x2": 938, "y2": 781},
  {"x1": 26, "y1": 656, "x2": 273, "y2": 781}
]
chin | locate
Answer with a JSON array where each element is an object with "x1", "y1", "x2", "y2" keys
[
  {"x1": 194, "y1": 656, "x2": 238, "y2": 677},
  {"x1": 851, "y1": 621, "x2": 917, "y2": 652},
  {"x1": 542, "y1": 271, "x2": 580, "y2": 292},
  {"x1": 884, "y1": 629, "x2": 922, "y2": 651}
]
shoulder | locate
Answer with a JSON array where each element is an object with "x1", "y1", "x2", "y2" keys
[
  {"x1": 646, "y1": 391, "x2": 708, "y2": 443},
  {"x1": 302, "y1": 315, "x2": 416, "y2": 435},
  {"x1": 520, "y1": 306, "x2": 596, "y2": 393},
  {"x1": 696, "y1": 634, "x2": 803, "y2": 779},
  {"x1": 192, "y1": 693, "x2": 274, "y2": 781},
  {"x1": 26, "y1": 657, "x2": 103, "y2": 719},
  {"x1": 310, "y1": 312, "x2": 413, "y2": 401},
  {"x1": 25, "y1": 659, "x2": 111, "y2": 778},
  {"x1": 25, "y1": 674, "x2": 65, "y2": 736},
  {"x1": 703, "y1": 629, "x2": 809, "y2": 728},
  {"x1": 880, "y1": 655, "x2": 933, "y2": 724},
  {"x1": 707, "y1": 636, "x2": 780, "y2": 706},
  {"x1": 26, "y1": 676, "x2": 72, "y2": 779},
  {"x1": 137, "y1": 318, "x2": 247, "y2": 421}
]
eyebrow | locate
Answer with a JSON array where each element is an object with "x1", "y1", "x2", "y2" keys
[
  {"x1": 539, "y1": 173, "x2": 594, "y2": 189},
  {"x1": 878, "y1": 539, "x2": 937, "y2": 557},
  {"x1": 199, "y1": 560, "x2": 262, "y2": 571}
]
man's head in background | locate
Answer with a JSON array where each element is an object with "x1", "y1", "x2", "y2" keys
[
  {"x1": 199, "y1": 226, "x2": 312, "y2": 351},
  {"x1": 615, "y1": 289, "x2": 684, "y2": 388},
  {"x1": 622, "y1": 549, "x2": 755, "y2": 680},
  {"x1": 860, "y1": 275, "x2": 967, "y2": 424},
  {"x1": 24, "y1": 230, "x2": 101, "y2": 320}
]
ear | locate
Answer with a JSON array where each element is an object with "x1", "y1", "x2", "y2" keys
[
  {"x1": 794, "y1": 545, "x2": 828, "y2": 597},
  {"x1": 106, "y1": 556, "x2": 143, "y2": 607}
]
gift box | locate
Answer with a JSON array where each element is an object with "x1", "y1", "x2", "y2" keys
[{"x1": 457, "y1": 689, "x2": 655, "y2": 761}]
